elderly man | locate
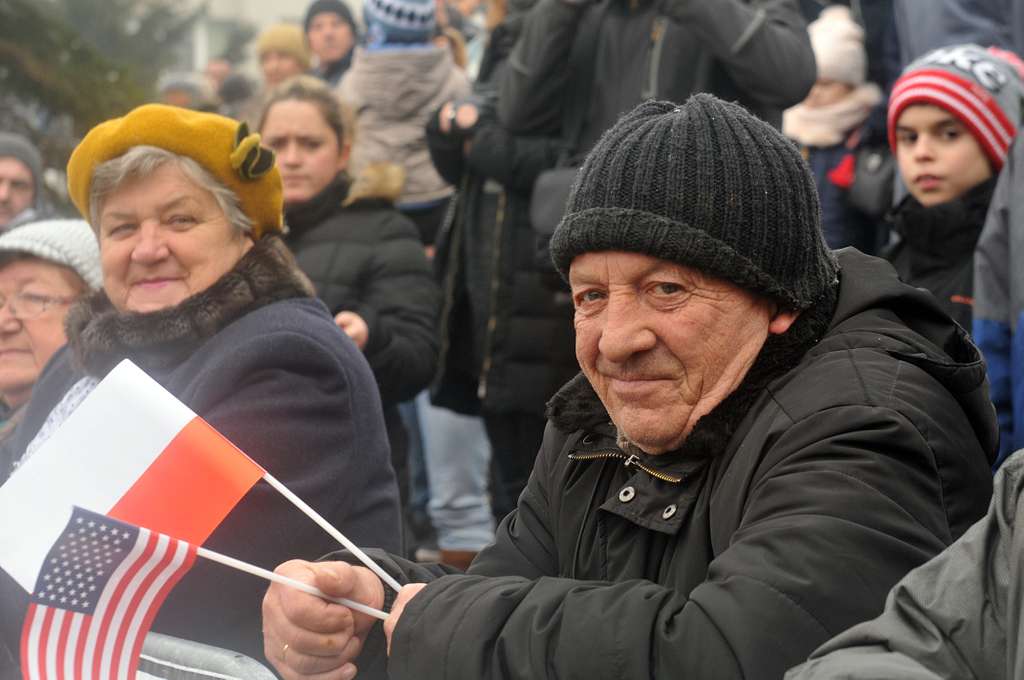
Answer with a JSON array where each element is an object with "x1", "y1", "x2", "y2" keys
[
  {"x1": 261, "y1": 95, "x2": 996, "y2": 680},
  {"x1": 0, "y1": 133, "x2": 42, "y2": 231}
]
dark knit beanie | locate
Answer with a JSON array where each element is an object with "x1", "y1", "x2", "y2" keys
[
  {"x1": 304, "y1": 0, "x2": 358, "y2": 34},
  {"x1": 0, "y1": 132, "x2": 43, "y2": 210},
  {"x1": 550, "y1": 95, "x2": 839, "y2": 310}
]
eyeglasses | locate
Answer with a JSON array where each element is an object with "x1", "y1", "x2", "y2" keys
[{"x1": 0, "y1": 291, "x2": 76, "y2": 320}]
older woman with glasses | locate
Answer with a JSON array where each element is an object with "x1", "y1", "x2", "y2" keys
[
  {"x1": 0, "y1": 104, "x2": 401, "y2": 672},
  {"x1": 0, "y1": 219, "x2": 100, "y2": 438}
]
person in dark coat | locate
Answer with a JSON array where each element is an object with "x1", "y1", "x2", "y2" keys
[
  {"x1": 498, "y1": 0, "x2": 816, "y2": 154},
  {"x1": 261, "y1": 96, "x2": 996, "y2": 680},
  {"x1": 0, "y1": 104, "x2": 401, "y2": 672},
  {"x1": 426, "y1": 5, "x2": 578, "y2": 523},
  {"x1": 259, "y1": 75, "x2": 441, "y2": 523}
]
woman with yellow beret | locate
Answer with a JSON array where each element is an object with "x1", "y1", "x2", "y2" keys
[{"x1": 0, "y1": 104, "x2": 401, "y2": 669}]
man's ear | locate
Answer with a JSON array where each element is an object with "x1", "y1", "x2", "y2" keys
[{"x1": 768, "y1": 309, "x2": 800, "y2": 335}]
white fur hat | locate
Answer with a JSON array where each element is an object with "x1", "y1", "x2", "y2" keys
[
  {"x1": 809, "y1": 5, "x2": 867, "y2": 86},
  {"x1": 0, "y1": 219, "x2": 102, "y2": 290}
]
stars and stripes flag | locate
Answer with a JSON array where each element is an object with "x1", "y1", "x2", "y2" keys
[{"x1": 19, "y1": 507, "x2": 196, "y2": 680}]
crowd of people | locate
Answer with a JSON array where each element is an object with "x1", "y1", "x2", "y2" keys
[{"x1": 2, "y1": 0, "x2": 1024, "y2": 678}]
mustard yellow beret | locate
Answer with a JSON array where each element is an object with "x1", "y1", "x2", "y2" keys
[{"x1": 67, "y1": 104, "x2": 283, "y2": 238}]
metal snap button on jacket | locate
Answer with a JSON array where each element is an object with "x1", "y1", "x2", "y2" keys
[
  {"x1": 618, "y1": 486, "x2": 636, "y2": 503},
  {"x1": 662, "y1": 504, "x2": 678, "y2": 519}
]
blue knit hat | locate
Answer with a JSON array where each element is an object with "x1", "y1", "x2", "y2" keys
[{"x1": 363, "y1": 0, "x2": 435, "y2": 46}]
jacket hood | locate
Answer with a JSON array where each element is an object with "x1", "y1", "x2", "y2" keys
[
  {"x1": 814, "y1": 248, "x2": 998, "y2": 460},
  {"x1": 345, "y1": 46, "x2": 460, "y2": 118}
]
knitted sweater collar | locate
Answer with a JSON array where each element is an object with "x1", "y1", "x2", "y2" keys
[
  {"x1": 65, "y1": 235, "x2": 313, "y2": 378},
  {"x1": 546, "y1": 283, "x2": 838, "y2": 464}
]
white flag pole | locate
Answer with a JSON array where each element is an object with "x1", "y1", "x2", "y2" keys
[
  {"x1": 196, "y1": 547, "x2": 389, "y2": 621},
  {"x1": 260, "y1": 472, "x2": 404, "y2": 593}
]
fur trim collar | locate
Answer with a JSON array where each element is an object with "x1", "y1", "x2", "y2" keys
[
  {"x1": 546, "y1": 284, "x2": 839, "y2": 458},
  {"x1": 66, "y1": 235, "x2": 314, "y2": 377}
]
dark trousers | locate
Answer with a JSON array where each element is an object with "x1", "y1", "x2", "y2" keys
[{"x1": 484, "y1": 412, "x2": 548, "y2": 521}]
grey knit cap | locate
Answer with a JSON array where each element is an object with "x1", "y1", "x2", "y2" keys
[
  {"x1": 550, "y1": 95, "x2": 839, "y2": 310},
  {"x1": 0, "y1": 132, "x2": 43, "y2": 210},
  {"x1": 0, "y1": 219, "x2": 102, "y2": 290}
]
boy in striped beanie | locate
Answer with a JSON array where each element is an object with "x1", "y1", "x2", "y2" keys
[{"x1": 883, "y1": 44, "x2": 1023, "y2": 329}]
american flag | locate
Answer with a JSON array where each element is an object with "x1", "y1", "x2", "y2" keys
[{"x1": 19, "y1": 507, "x2": 196, "y2": 680}]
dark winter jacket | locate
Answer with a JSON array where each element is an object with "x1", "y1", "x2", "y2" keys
[
  {"x1": 0, "y1": 237, "x2": 402, "y2": 669},
  {"x1": 498, "y1": 0, "x2": 816, "y2": 154},
  {"x1": 427, "y1": 37, "x2": 578, "y2": 417},
  {"x1": 283, "y1": 170, "x2": 440, "y2": 407},
  {"x1": 884, "y1": 177, "x2": 996, "y2": 331},
  {"x1": 336, "y1": 249, "x2": 997, "y2": 680}
]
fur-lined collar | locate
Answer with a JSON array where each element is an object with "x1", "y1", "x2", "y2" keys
[
  {"x1": 546, "y1": 284, "x2": 839, "y2": 459},
  {"x1": 66, "y1": 235, "x2": 314, "y2": 378}
]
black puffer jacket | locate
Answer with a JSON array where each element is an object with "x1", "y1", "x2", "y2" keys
[
  {"x1": 884, "y1": 178, "x2": 996, "y2": 331},
  {"x1": 339, "y1": 250, "x2": 997, "y2": 680},
  {"x1": 427, "y1": 24, "x2": 578, "y2": 417},
  {"x1": 283, "y1": 170, "x2": 440, "y2": 406}
]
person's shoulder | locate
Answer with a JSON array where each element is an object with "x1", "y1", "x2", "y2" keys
[{"x1": 215, "y1": 297, "x2": 357, "y2": 361}]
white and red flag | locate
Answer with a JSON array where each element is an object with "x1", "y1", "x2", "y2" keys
[
  {"x1": 0, "y1": 360, "x2": 265, "y2": 595},
  {"x1": 19, "y1": 506, "x2": 196, "y2": 680}
]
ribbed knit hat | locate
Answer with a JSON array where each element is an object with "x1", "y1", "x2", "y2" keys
[
  {"x1": 0, "y1": 219, "x2": 102, "y2": 290},
  {"x1": 257, "y1": 23, "x2": 312, "y2": 70},
  {"x1": 809, "y1": 5, "x2": 867, "y2": 86},
  {"x1": 889, "y1": 44, "x2": 1024, "y2": 171},
  {"x1": 0, "y1": 132, "x2": 43, "y2": 211},
  {"x1": 550, "y1": 95, "x2": 839, "y2": 311},
  {"x1": 364, "y1": 0, "x2": 435, "y2": 45}
]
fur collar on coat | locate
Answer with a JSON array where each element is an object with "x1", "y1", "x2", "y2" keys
[{"x1": 65, "y1": 235, "x2": 314, "y2": 378}]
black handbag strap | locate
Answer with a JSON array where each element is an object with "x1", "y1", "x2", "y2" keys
[{"x1": 559, "y1": 1, "x2": 613, "y2": 165}]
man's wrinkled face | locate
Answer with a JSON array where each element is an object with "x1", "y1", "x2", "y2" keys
[
  {"x1": 0, "y1": 158, "x2": 35, "y2": 228},
  {"x1": 570, "y1": 251, "x2": 797, "y2": 454}
]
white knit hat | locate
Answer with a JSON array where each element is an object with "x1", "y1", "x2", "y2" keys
[
  {"x1": 809, "y1": 5, "x2": 867, "y2": 86},
  {"x1": 0, "y1": 219, "x2": 102, "y2": 290}
]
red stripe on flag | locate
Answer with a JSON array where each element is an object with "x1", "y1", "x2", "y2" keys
[
  {"x1": 89, "y1": 532, "x2": 159, "y2": 680},
  {"x1": 53, "y1": 612, "x2": 72, "y2": 680},
  {"x1": 35, "y1": 607, "x2": 54, "y2": 680},
  {"x1": 20, "y1": 603, "x2": 38, "y2": 680},
  {"x1": 124, "y1": 542, "x2": 198, "y2": 680},
  {"x1": 109, "y1": 537, "x2": 177, "y2": 680},
  {"x1": 108, "y1": 417, "x2": 264, "y2": 545},
  {"x1": 72, "y1": 613, "x2": 87, "y2": 680}
]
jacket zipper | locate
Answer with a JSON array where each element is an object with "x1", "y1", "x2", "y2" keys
[
  {"x1": 640, "y1": 17, "x2": 668, "y2": 101},
  {"x1": 477, "y1": 188, "x2": 507, "y2": 401},
  {"x1": 568, "y1": 450, "x2": 683, "y2": 484}
]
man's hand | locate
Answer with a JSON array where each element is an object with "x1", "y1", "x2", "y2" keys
[
  {"x1": 335, "y1": 311, "x2": 369, "y2": 350},
  {"x1": 383, "y1": 583, "x2": 428, "y2": 655},
  {"x1": 263, "y1": 560, "x2": 385, "y2": 680}
]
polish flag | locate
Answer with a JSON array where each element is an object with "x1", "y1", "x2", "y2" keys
[{"x1": 0, "y1": 360, "x2": 265, "y2": 596}]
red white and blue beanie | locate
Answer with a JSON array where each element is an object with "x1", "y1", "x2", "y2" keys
[{"x1": 889, "y1": 44, "x2": 1024, "y2": 170}]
